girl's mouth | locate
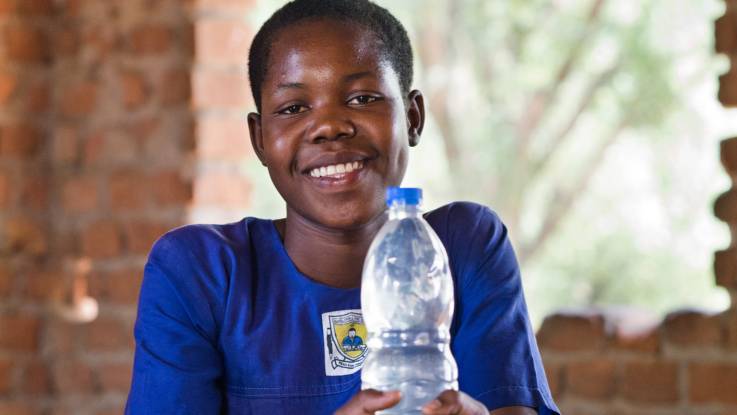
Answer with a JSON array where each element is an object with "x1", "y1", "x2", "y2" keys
[
  {"x1": 304, "y1": 160, "x2": 368, "y2": 188},
  {"x1": 308, "y1": 160, "x2": 365, "y2": 178}
]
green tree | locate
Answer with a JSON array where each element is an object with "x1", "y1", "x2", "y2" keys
[{"x1": 247, "y1": 0, "x2": 733, "y2": 321}]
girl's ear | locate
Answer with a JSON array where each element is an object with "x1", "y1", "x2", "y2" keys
[
  {"x1": 406, "y1": 90, "x2": 425, "y2": 147},
  {"x1": 247, "y1": 112, "x2": 267, "y2": 166}
]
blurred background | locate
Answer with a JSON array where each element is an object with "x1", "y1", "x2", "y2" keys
[{"x1": 0, "y1": 0, "x2": 736, "y2": 414}]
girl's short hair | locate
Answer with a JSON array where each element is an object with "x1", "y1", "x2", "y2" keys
[{"x1": 248, "y1": 0, "x2": 414, "y2": 112}]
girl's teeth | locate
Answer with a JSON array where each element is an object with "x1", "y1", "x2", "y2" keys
[{"x1": 310, "y1": 161, "x2": 365, "y2": 178}]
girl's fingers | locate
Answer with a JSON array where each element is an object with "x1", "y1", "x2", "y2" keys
[
  {"x1": 358, "y1": 389, "x2": 402, "y2": 412},
  {"x1": 422, "y1": 390, "x2": 489, "y2": 415},
  {"x1": 335, "y1": 389, "x2": 402, "y2": 415}
]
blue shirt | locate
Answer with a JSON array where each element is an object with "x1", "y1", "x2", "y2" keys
[{"x1": 125, "y1": 202, "x2": 559, "y2": 414}]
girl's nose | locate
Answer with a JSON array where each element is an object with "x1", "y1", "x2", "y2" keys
[{"x1": 306, "y1": 109, "x2": 356, "y2": 143}]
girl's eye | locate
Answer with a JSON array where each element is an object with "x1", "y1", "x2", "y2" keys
[
  {"x1": 348, "y1": 95, "x2": 379, "y2": 105},
  {"x1": 278, "y1": 104, "x2": 307, "y2": 115}
]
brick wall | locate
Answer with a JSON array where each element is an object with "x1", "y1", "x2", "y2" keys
[
  {"x1": 0, "y1": 0, "x2": 735, "y2": 414},
  {"x1": 0, "y1": 0, "x2": 254, "y2": 414},
  {"x1": 536, "y1": 1, "x2": 737, "y2": 413}
]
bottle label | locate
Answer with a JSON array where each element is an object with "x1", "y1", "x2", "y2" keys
[{"x1": 321, "y1": 309, "x2": 368, "y2": 376}]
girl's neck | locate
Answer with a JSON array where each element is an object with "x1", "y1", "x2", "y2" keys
[{"x1": 274, "y1": 209, "x2": 387, "y2": 289}]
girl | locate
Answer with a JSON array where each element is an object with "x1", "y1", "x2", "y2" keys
[{"x1": 126, "y1": 1, "x2": 560, "y2": 414}]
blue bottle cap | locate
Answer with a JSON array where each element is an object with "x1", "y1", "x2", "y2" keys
[{"x1": 386, "y1": 187, "x2": 422, "y2": 206}]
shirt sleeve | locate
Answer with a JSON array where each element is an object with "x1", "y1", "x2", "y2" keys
[
  {"x1": 125, "y1": 234, "x2": 224, "y2": 415},
  {"x1": 445, "y1": 203, "x2": 560, "y2": 414}
]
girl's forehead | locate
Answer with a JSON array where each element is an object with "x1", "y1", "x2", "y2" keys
[{"x1": 266, "y1": 19, "x2": 385, "y2": 80}]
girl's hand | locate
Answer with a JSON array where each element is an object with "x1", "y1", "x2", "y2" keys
[
  {"x1": 421, "y1": 390, "x2": 489, "y2": 415},
  {"x1": 335, "y1": 389, "x2": 401, "y2": 415}
]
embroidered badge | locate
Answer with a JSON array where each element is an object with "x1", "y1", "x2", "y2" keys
[{"x1": 322, "y1": 309, "x2": 368, "y2": 376}]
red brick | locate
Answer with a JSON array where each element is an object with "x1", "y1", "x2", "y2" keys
[
  {"x1": 566, "y1": 359, "x2": 616, "y2": 400},
  {"x1": 0, "y1": 359, "x2": 12, "y2": 394},
  {"x1": 543, "y1": 360, "x2": 563, "y2": 400},
  {"x1": 0, "y1": 71, "x2": 18, "y2": 105},
  {"x1": 44, "y1": 321, "x2": 77, "y2": 355},
  {"x1": 613, "y1": 328, "x2": 660, "y2": 353},
  {"x1": 193, "y1": 68, "x2": 252, "y2": 109},
  {"x1": 17, "y1": 0, "x2": 53, "y2": 15},
  {"x1": 716, "y1": 11, "x2": 737, "y2": 55},
  {"x1": 0, "y1": 123, "x2": 42, "y2": 158},
  {"x1": 715, "y1": 188, "x2": 737, "y2": 223},
  {"x1": 62, "y1": 176, "x2": 98, "y2": 213},
  {"x1": 0, "y1": 171, "x2": 11, "y2": 208},
  {"x1": 159, "y1": 68, "x2": 190, "y2": 106},
  {"x1": 123, "y1": 220, "x2": 169, "y2": 255},
  {"x1": 25, "y1": 81, "x2": 48, "y2": 113},
  {"x1": 606, "y1": 308, "x2": 661, "y2": 354},
  {"x1": 720, "y1": 63, "x2": 737, "y2": 108},
  {"x1": 721, "y1": 137, "x2": 737, "y2": 180},
  {"x1": 94, "y1": 267, "x2": 143, "y2": 305},
  {"x1": 621, "y1": 361, "x2": 679, "y2": 404},
  {"x1": 537, "y1": 311, "x2": 607, "y2": 352},
  {"x1": 59, "y1": 82, "x2": 97, "y2": 118},
  {"x1": 51, "y1": 127, "x2": 78, "y2": 163},
  {"x1": 0, "y1": 402, "x2": 38, "y2": 415},
  {"x1": 0, "y1": 315, "x2": 41, "y2": 351},
  {"x1": 52, "y1": 360, "x2": 94, "y2": 394},
  {"x1": 127, "y1": 117, "x2": 159, "y2": 141},
  {"x1": 120, "y1": 70, "x2": 148, "y2": 109},
  {"x1": 689, "y1": 362, "x2": 737, "y2": 404},
  {"x1": 83, "y1": 317, "x2": 131, "y2": 351},
  {"x1": 83, "y1": 131, "x2": 138, "y2": 165},
  {"x1": 149, "y1": 171, "x2": 192, "y2": 206},
  {"x1": 129, "y1": 24, "x2": 173, "y2": 54},
  {"x1": 20, "y1": 175, "x2": 48, "y2": 211},
  {"x1": 96, "y1": 361, "x2": 132, "y2": 393},
  {"x1": 663, "y1": 309, "x2": 723, "y2": 348},
  {"x1": 20, "y1": 361, "x2": 50, "y2": 395},
  {"x1": 0, "y1": 0, "x2": 15, "y2": 15},
  {"x1": 108, "y1": 170, "x2": 148, "y2": 211},
  {"x1": 82, "y1": 133, "x2": 104, "y2": 165},
  {"x1": 81, "y1": 220, "x2": 122, "y2": 259},
  {"x1": 197, "y1": 115, "x2": 252, "y2": 160},
  {"x1": 195, "y1": 19, "x2": 252, "y2": 64},
  {"x1": 0, "y1": 263, "x2": 11, "y2": 297},
  {"x1": 3, "y1": 25, "x2": 48, "y2": 63},
  {"x1": 194, "y1": 172, "x2": 251, "y2": 207},
  {"x1": 727, "y1": 310, "x2": 737, "y2": 350},
  {"x1": 2, "y1": 216, "x2": 47, "y2": 256},
  {"x1": 53, "y1": 27, "x2": 79, "y2": 57},
  {"x1": 84, "y1": 23, "x2": 117, "y2": 58},
  {"x1": 23, "y1": 269, "x2": 61, "y2": 302}
]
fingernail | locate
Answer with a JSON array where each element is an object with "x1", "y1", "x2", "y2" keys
[
  {"x1": 385, "y1": 390, "x2": 401, "y2": 399},
  {"x1": 424, "y1": 399, "x2": 441, "y2": 409}
]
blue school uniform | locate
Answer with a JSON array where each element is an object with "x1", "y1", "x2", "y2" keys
[{"x1": 125, "y1": 202, "x2": 559, "y2": 414}]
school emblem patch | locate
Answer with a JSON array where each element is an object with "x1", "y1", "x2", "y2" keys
[{"x1": 321, "y1": 309, "x2": 368, "y2": 376}]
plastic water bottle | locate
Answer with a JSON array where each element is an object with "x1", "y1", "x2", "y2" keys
[{"x1": 361, "y1": 187, "x2": 458, "y2": 414}]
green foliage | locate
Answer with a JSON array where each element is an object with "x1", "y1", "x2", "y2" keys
[{"x1": 248, "y1": 0, "x2": 734, "y2": 322}]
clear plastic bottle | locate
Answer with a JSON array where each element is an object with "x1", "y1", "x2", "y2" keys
[{"x1": 361, "y1": 187, "x2": 458, "y2": 414}]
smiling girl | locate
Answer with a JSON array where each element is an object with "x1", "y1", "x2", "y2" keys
[{"x1": 125, "y1": 1, "x2": 560, "y2": 414}]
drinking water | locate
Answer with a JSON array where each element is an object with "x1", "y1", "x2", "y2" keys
[{"x1": 361, "y1": 187, "x2": 458, "y2": 414}]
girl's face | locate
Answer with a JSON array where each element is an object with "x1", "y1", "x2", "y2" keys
[{"x1": 248, "y1": 18, "x2": 424, "y2": 230}]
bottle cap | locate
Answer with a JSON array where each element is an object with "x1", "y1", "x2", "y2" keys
[{"x1": 386, "y1": 187, "x2": 422, "y2": 206}]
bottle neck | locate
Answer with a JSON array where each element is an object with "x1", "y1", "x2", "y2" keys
[{"x1": 387, "y1": 203, "x2": 423, "y2": 220}]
